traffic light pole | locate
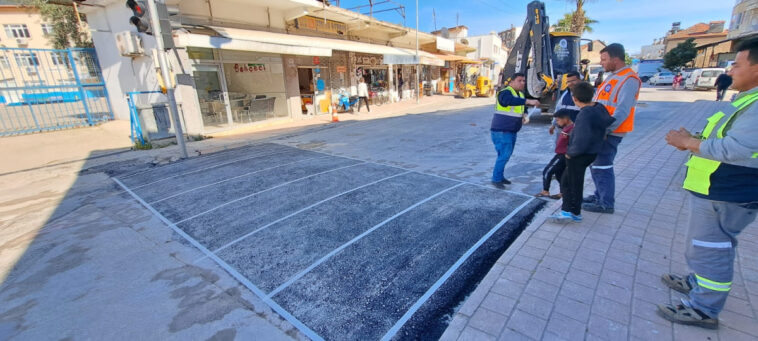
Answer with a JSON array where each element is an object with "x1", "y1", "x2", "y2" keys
[{"x1": 146, "y1": 0, "x2": 188, "y2": 158}]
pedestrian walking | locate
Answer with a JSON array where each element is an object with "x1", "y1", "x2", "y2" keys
[
  {"x1": 583, "y1": 43, "x2": 642, "y2": 214},
  {"x1": 714, "y1": 72, "x2": 732, "y2": 101},
  {"x1": 549, "y1": 82, "x2": 615, "y2": 223},
  {"x1": 357, "y1": 77, "x2": 371, "y2": 112},
  {"x1": 490, "y1": 73, "x2": 541, "y2": 188},
  {"x1": 673, "y1": 73, "x2": 683, "y2": 90},
  {"x1": 536, "y1": 109, "x2": 575, "y2": 199},
  {"x1": 658, "y1": 39, "x2": 758, "y2": 330}
]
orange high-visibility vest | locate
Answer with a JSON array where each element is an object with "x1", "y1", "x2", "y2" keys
[{"x1": 593, "y1": 67, "x2": 641, "y2": 133}]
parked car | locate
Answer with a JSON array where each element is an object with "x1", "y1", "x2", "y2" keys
[
  {"x1": 684, "y1": 68, "x2": 726, "y2": 90},
  {"x1": 648, "y1": 72, "x2": 674, "y2": 85},
  {"x1": 587, "y1": 64, "x2": 603, "y2": 84}
]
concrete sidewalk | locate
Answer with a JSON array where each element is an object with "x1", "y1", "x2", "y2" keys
[{"x1": 441, "y1": 100, "x2": 758, "y2": 341}]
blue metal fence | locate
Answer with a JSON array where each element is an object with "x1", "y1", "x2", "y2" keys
[{"x1": 0, "y1": 47, "x2": 113, "y2": 136}]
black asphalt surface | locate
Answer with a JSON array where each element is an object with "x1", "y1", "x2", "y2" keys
[{"x1": 114, "y1": 142, "x2": 544, "y2": 340}]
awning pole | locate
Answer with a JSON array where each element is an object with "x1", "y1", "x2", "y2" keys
[{"x1": 415, "y1": 0, "x2": 419, "y2": 103}]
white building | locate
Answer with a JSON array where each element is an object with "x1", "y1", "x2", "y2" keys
[
  {"x1": 465, "y1": 32, "x2": 508, "y2": 82},
  {"x1": 77, "y1": 0, "x2": 449, "y2": 138},
  {"x1": 640, "y1": 38, "x2": 665, "y2": 60}
]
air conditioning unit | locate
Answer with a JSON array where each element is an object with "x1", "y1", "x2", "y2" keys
[
  {"x1": 15, "y1": 38, "x2": 29, "y2": 46},
  {"x1": 115, "y1": 31, "x2": 144, "y2": 57}
]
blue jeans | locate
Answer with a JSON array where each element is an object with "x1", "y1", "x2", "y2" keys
[
  {"x1": 590, "y1": 135, "x2": 623, "y2": 208},
  {"x1": 491, "y1": 131, "x2": 517, "y2": 182}
]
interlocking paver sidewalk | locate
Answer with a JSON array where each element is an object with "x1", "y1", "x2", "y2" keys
[{"x1": 441, "y1": 99, "x2": 758, "y2": 340}]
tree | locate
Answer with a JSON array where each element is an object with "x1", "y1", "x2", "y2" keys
[
  {"x1": 23, "y1": 0, "x2": 92, "y2": 49},
  {"x1": 567, "y1": 0, "x2": 589, "y2": 35},
  {"x1": 663, "y1": 38, "x2": 697, "y2": 72},
  {"x1": 552, "y1": 12, "x2": 598, "y2": 34}
]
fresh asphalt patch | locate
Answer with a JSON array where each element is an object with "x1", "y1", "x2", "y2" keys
[{"x1": 112, "y1": 142, "x2": 544, "y2": 340}]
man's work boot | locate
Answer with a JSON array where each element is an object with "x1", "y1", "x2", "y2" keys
[
  {"x1": 661, "y1": 273, "x2": 692, "y2": 294},
  {"x1": 657, "y1": 304, "x2": 719, "y2": 329},
  {"x1": 582, "y1": 195, "x2": 597, "y2": 204},
  {"x1": 582, "y1": 202, "x2": 614, "y2": 214}
]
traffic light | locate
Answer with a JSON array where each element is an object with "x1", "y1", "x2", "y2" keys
[{"x1": 126, "y1": 0, "x2": 150, "y2": 33}]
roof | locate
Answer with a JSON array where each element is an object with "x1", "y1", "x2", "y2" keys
[{"x1": 668, "y1": 22, "x2": 728, "y2": 40}]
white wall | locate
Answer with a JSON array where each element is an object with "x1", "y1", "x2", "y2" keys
[{"x1": 84, "y1": 3, "x2": 207, "y2": 134}]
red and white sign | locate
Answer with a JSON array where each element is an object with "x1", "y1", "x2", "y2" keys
[{"x1": 233, "y1": 63, "x2": 266, "y2": 73}]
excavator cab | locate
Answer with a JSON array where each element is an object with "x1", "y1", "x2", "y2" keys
[{"x1": 549, "y1": 32, "x2": 582, "y2": 81}]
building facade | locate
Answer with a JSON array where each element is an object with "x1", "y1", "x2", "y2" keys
[
  {"x1": 465, "y1": 33, "x2": 507, "y2": 83},
  {"x1": 640, "y1": 38, "x2": 665, "y2": 60},
  {"x1": 79, "y1": 0, "x2": 455, "y2": 137}
]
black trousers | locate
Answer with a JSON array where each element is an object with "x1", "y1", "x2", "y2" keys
[
  {"x1": 542, "y1": 154, "x2": 566, "y2": 192},
  {"x1": 358, "y1": 96, "x2": 370, "y2": 112},
  {"x1": 560, "y1": 153, "x2": 597, "y2": 215},
  {"x1": 716, "y1": 88, "x2": 727, "y2": 101}
]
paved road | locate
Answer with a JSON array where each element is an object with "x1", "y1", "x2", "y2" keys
[{"x1": 0, "y1": 87, "x2": 733, "y2": 340}]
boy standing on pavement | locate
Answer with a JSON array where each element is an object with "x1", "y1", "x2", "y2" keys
[
  {"x1": 658, "y1": 39, "x2": 758, "y2": 330},
  {"x1": 549, "y1": 82, "x2": 615, "y2": 223},
  {"x1": 583, "y1": 43, "x2": 642, "y2": 214},
  {"x1": 536, "y1": 109, "x2": 575, "y2": 199},
  {"x1": 490, "y1": 73, "x2": 541, "y2": 188}
]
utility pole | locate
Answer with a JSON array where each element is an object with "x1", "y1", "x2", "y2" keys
[
  {"x1": 433, "y1": 8, "x2": 436, "y2": 31},
  {"x1": 415, "y1": 0, "x2": 419, "y2": 103},
  {"x1": 146, "y1": 0, "x2": 188, "y2": 158}
]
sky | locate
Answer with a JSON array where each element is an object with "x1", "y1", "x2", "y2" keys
[{"x1": 334, "y1": 0, "x2": 735, "y2": 54}]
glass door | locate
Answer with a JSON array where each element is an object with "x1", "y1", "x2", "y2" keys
[{"x1": 192, "y1": 64, "x2": 229, "y2": 128}]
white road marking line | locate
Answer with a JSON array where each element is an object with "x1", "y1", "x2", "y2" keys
[
  {"x1": 125, "y1": 147, "x2": 297, "y2": 190},
  {"x1": 149, "y1": 155, "x2": 331, "y2": 204},
  {"x1": 117, "y1": 142, "x2": 282, "y2": 179},
  {"x1": 203, "y1": 170, "x2": 414, "y2": 261},
  {"x1": 277, "y1": 143, "x2": 533, "y2": 199},
  {"x1": 266, "y1": 182, "x2": 465, "y2": 298},
  {"x1": 112, "y1": 177, "x2": 325, "y2": 341},
  {"x1": 174, "y1": 162, "x2": 365, "y2": 225},
  {"x1": 380, "y1": 197, "x2": 536, "y2": 341}
]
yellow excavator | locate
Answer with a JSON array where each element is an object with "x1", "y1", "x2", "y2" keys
[
  {"x1": 459, "y1": 64, "x2": 495, "y2": 98},
  {"x1": 500, "y1": 1, "x2": 592, "y2": 113}
]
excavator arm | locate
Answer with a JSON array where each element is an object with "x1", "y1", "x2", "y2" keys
[{"x1": 501, "y1": 1, "x2": 555, "y2": 98}]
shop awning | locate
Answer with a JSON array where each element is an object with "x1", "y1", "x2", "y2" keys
[
  {"x1": 430, "y1": 53, "x2": 467, "y2": 62},
  {"x1": 175, "y1": 30, "x2": 332, "y2": 57},
  {"x1": 176, "y1": 26, "x2": 444, "y2": 65}
]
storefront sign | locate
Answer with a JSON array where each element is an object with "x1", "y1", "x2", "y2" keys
[
  {"x1": 295, "y1": 16, "x2": 348, "y2": 35},
  {"x1": 313, "y1": 56, "x2": 320, "y2": 65},
  {"x1": 351, "y1": 53, "x2": 383, "y2": 66},
  {"x1": 336, "y1": 66, "x2": 347, "y2": 73},
  {"x1": 233, "y1": 63, "x2": 266, "y2": 72}
]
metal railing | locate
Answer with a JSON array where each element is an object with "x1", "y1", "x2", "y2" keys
[{"x1": 0, "y1": 47, "x2": 113, "y2": 136}]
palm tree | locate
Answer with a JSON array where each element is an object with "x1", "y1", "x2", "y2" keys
[
  {"x1": 566, "y1": 0, "x2": 608, "y2": 35},
  {"x1": 552, "y1": 12, "x2": 598, "y2": 34}
]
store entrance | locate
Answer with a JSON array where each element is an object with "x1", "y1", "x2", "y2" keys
[
  {"x1": 297, "y1": 68, "x2": 314, "y2": 114},
  {"x1": 192, "y1": 64, "x2": 230, "y2": 128},
  {"x1": 297, "y1": 66, "x2": 330, "y2": 115}
]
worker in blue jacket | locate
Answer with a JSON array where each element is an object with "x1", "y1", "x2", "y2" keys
[{"x1": 491, "y1": 73, "x2": 541, "y2": 188}]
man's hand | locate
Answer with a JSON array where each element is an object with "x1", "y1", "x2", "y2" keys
[
  {"x1": 526, "y1": 99, "x2": 540, "y2": 106},
  {"x1": 549, "y1": 125, "x2": 555, "y2": 135},
  {"x1": 666, "y1": 127, "x2": 700, "y2": 152}
]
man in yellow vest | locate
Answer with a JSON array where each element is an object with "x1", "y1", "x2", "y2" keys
[
  {"x1": 491, "y1": 73, "x2": 541, "y2": 188},
  {"x1": 658, "y1": 39, "x2": 758, "y2": 329},
  {"x1": 583, "y1": 43, "x2": 642, "y2": 214}
]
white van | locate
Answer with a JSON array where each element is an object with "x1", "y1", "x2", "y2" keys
[{"x1": 685, "y1": 68, "x2": 726, "y2": 90}]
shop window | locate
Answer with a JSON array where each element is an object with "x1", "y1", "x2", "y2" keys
[
  {"x1": 187, "y1": 47, "x2": 215, "y2": 60},
  {"x1": 223, "y1": 58, "x2": 287, "y2": 123},
  {"x1": 192, "y1": 64, "x2": 228, "y2": 128}
]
